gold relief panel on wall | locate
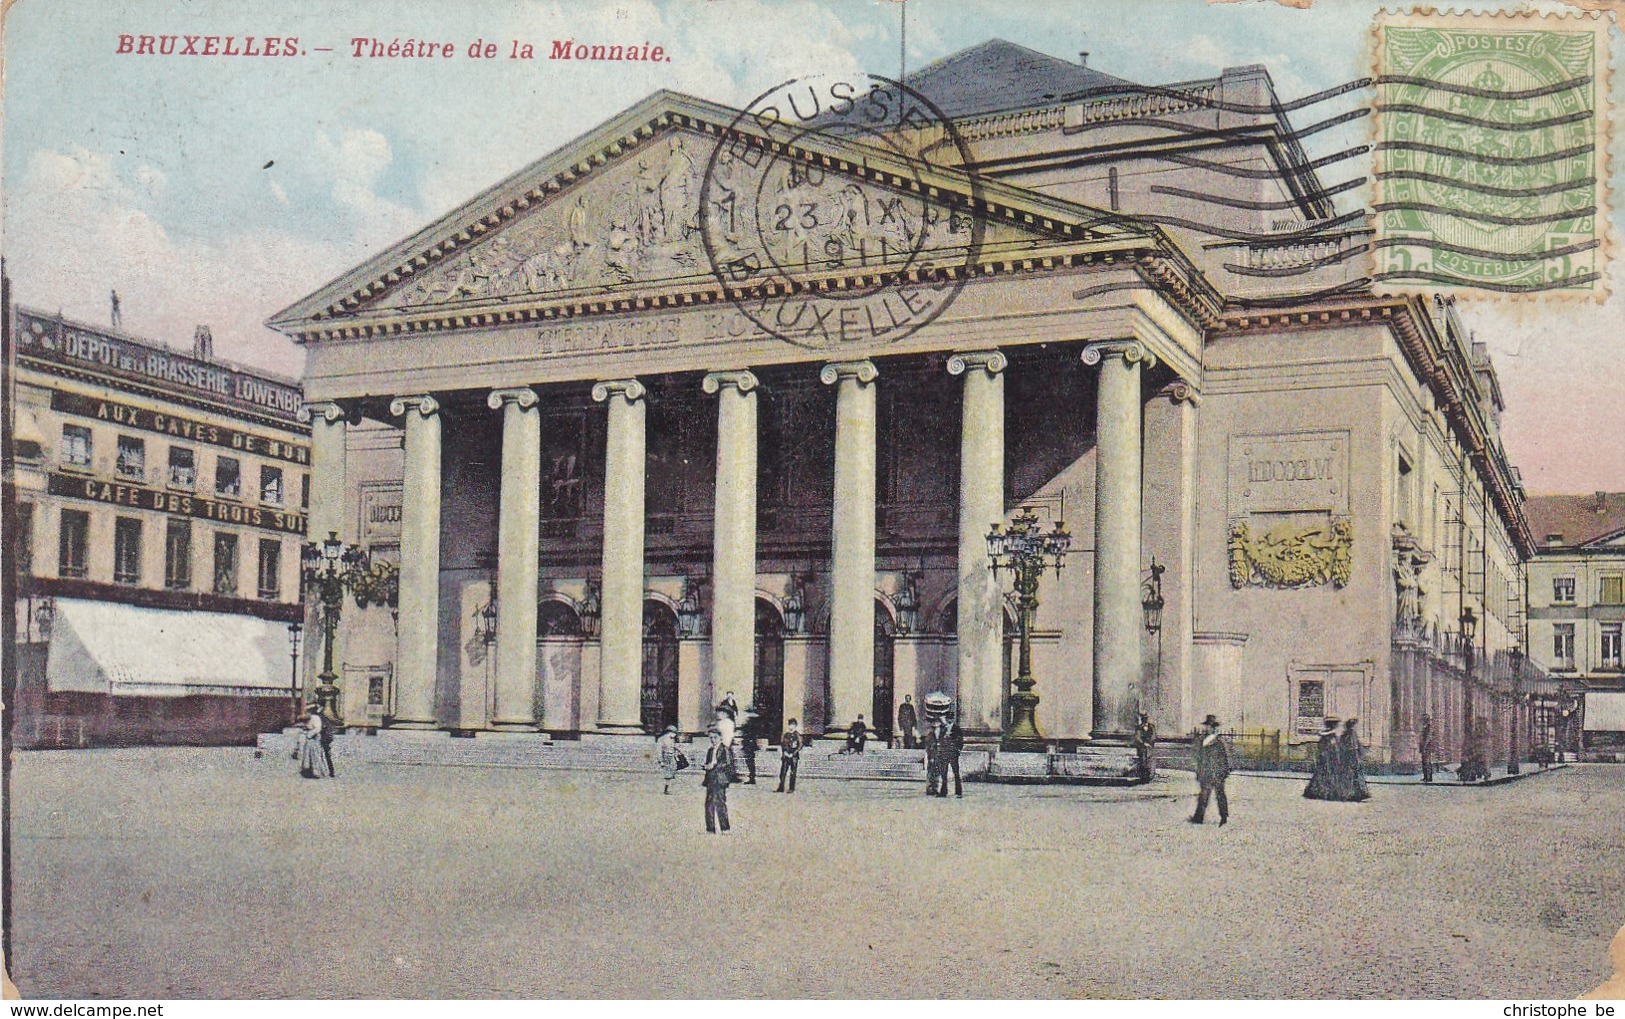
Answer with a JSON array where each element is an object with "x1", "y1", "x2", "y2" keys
[
  {"x1": 1226, "y1": 430, "x2": 1353, "y2": 590},
  {"x1": 1228, "y1": 515, "x2": 1353, "y2": 590}
]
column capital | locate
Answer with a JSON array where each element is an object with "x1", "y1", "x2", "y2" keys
[
  {"x1": 389, "y1": 394, "x2": 440, "y2": 418},
  {"x1": 297, "y1": 400, "x2": 347, "y2": 424},
  {"x1": 947, "y1": 350, "x2": 1007, "y2": 378},
  {"x1": 1081, "y1": 340, "x2": 1157, "y2": 371},
  {"x1": 819, "y1": 360, "x2": 878, "y2": 386},
  {"x1": 487, "y1": 386, "x2": 540, "y2": 411},
  {"x1": 591, "y1": 378, "x2": 647, "y2": 404},
  {"x1": 702, "y1": 369, "x2": 760, "y2": 395},
  {"x1": 1158, "y1": 379, "x2": 1202, "y2": 406}
]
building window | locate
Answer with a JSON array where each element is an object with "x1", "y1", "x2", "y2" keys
[
  {"x1": 1396, "y1": 453, "x2": 1414, "y2": 527},
  {"x1": 168, "y1": 447, "x2": 197, "y2": 489},
  {"x1": 18, "y1": 503, "x2": 35, "y2": 577},
  {"x1": 113, "y1": 517, "x2": 143, "y2": 585},
  {"x1": 58, "y1": 509, "x2": 90, "y2": 578},
  {"x1": 61, "y1": 425, "x2": 93, "y2": 469},
  {"x1": 260, "y1": 465, "x2": 284, "y2": 506},
  {"x1": 1553, "y1": 577, "x2": 1576, "y2": 604},
  {"x1": 301, "y1": 474, "x2": 310, "y2": 511},
  {"x1": 213, "y1": 532, "x2": 240, "y2": 596},
  {"x1": 165, "y1": 518, "x2": 192, "y2": 590},
  {"x1": 216, "y1": 457, "x2": 242, "y2": 499},
  {"x1": 116, "y1": 435, "x2": 146, "y2": 480},
  {"x1": 257, "y1": 539, "x2": 282, "y2": 600},
  {"x1": 1294, "y1": 680, "x2": 1325, "y2": 736},
  {"x1": 1604, "y1": 624, "x2": 1623, "y2": 671},
  {"x1": 1601, "y1": 575, "x2": 1624, "y2": 607},
  {"x1": 1553, "y1": 624, "x2": 1576, "y2": 670}
]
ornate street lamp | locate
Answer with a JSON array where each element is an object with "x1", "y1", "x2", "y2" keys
[
  {"x1": 1507, "y1": 645, "x2": 1524, "y2": 775},
  {"x1": 287, "y1": 621, "x2": 304, "y2": 725},
  {"x1": 300, "y1": 530, "x2": 376, "y2": 724},
  {"x1": 987, "y1": 506, "x2": 1071, "y2": 753},
  {"x1": 1142, "y1": 557, "x2": 1166, "y2": 717},
  {"x1": 1459, "y1": 606, "x2": 1479, "y2": 776},
  {"x1": 677, "y1": 574, "x2": 705, "y2": 638},
  {"x1": 33, "y1": 596, "x2": 56, "y2": 643},
  {"x1": 474, "y1": 598, "x2": 500, "y2": 647}
]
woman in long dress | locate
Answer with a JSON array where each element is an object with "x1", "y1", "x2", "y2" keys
[
  {"x1": 656, "y1": 724, "x2": 684, "y2": 795},
  {"x1": 1336, "y1": 718, "x2": 1370, "y2": 801},
  {"x1": 299, "y1": 706, "x2": 331, "y2": 780},
  {"x1": 1303, "y1": 717, "x2": 1340, "y2": 800}
]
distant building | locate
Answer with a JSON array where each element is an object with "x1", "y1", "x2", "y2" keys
[
  {"x1": 10, "y1": 304, "x2": 309, "y2": 747},
  {"x1": 1524, "y1": 493, "x2": 1625, "y2": 751}
]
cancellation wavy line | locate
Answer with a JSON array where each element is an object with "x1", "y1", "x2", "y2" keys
[
  {"x1": 1374, "y1": 172, "x2": 1595, "y2": 200},
  {"x1": 1373, "y1": 201, "x2": 1596, "y2": 227},
  {"x1": 1228, "y1": 278, "x2": 1378, "y2": 308},
  {"x1": 1155, "y1": 146, "x2": 1370, "y2": 181},
  {"x1": 1373, "y1": 237, "x2": 1601, "y2": 262},
  {"x1": 1152, "y1": 179, "x2": 1367, "y2": 212},
  {"x1": 1376, "y1": 103, "x2": 1592, "y2": 133},
  {"x1": 1371, "y1": 270, "x2": 1600, "y2": 293},
  {"x1": 1376, "y1": 141, "x2": 1592, "y2": 167},
  {"x1": 1138, "y1": 209, "x2": 1369, "y2": 244},
  {"x1": 1050, "y1": 74, "x2": 1587, "y2": 117},
  {"x1": 1000, "y1": 108, "x2": 1366, "y2": 152}
]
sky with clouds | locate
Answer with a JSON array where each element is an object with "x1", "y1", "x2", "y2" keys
[{"x1": 2, "y1": 0, "x2": 1620, "y2": 493}]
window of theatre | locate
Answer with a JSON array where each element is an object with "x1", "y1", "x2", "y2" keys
[
  {"x1": 213, "y1": 532, "x2": 240, "y2": 596},
  {"x1": 165, "y1": 518, "x2": 192, "y2": 591},
  {"x1": 1396, "y1": 452, "x2": 1415, "y2": 528},
  {"x1": 58, "y1": 508, "x2": 89, "y2": 579},
  {"x1": 1601, "y1": 575, "x2": 1624, "y2": 607},
  {"x1": 61, "y1": 424, "x2": 92, "y2": 470},
  {"x1": 1553, "y1": 576, "x2": 1576, "y2": 605},
  {"x1": 1553, "y1": 624, "x2": 1576, "y2": 670},
  {"x1": 113, "y1": 517, "x2": 143, "y2": 585}
]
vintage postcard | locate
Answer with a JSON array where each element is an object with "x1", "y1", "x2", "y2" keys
[{"x1": 2, "y1": 0, "x2": 1623, "y2": 1002}]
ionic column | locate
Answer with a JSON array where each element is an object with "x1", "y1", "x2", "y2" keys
[
  {"x1": 947, "y1": 351, "x2": 1007, "y2": 739},
  {"x1": 704, "y1": 370, "x2": 760, "y2": 716},
  {"x1": 389, "y1": 394, "x2": 443, "y2": 728},
  {"x1": 820, "y1": 360, "x2": 878, "y2": 736},
  {"x1": 1082, "y1": 341, "x2": 1155, "y2": 740},
  {"x1": 591, "y1": 379, "x2": 648, "y2": 734},
  {"x1": 488, "y1": 387, "x2": 543, "y2": 730}
]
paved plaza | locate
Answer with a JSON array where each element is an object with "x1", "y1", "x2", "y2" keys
[{"x1": 8, "y1": 748, "x2": 1623, "y2": 999}]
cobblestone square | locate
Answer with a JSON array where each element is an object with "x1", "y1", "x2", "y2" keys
[{"x1": 8, "y1": 749, "x2": 1622, "y2": 999}]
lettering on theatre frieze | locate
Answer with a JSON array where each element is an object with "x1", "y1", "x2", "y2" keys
[{"x1": 1228, "y1": 431, "x2": 1350, "y2": 517}]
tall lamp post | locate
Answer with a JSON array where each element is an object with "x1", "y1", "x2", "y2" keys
[
  {"x1": 301, "y1": 530, "x2": 375, "y2": 724},
  {"x1": 1460, "y1": 607, "x2": 1479, "y2": 775},
  {"x1": 987, "y1": 507, "x2": 1071, "y2": 753},
  {"x1": 1507, "y1": 646, "x2": 1524, "y2": 775},
  {"x1": 286, "y1": 621, "x2": 303, "y2": 725}
]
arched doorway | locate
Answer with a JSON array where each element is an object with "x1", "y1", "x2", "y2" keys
[
  {"x1": 874, "y1": 601, "x2": 897, "y2": 743},
  {"x1": 641, "y1": 600, "x2": 679, "y2": 733},
  {"x1": 754, "y1": 599, "x2": 785, "y2": 738}
]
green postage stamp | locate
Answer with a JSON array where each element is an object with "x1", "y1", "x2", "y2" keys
[{"x1": 1373, "y1": 9, "x2": 1612, "y2": 299}]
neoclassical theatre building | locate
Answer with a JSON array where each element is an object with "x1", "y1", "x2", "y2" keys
[{"x1": 271, "y1": 41, "x2": 1533, "y2": 765}]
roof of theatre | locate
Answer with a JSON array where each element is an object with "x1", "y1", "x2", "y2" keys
[
  {"x1": 1526, "y1": 494, "x2": 1625, "y2": 551},
  {"x1": 904, "y1": 39, "x2": 1136, "y2": 120}
]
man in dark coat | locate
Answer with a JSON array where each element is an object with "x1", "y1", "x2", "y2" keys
[
  {"x1": 942, "y1": 715, "x2": 965, "y2": 797},
  {"x1": 776, "y1": 718, "x2": 803, "y2": 793},
  {"x1": 897, "y1": 694, "x2": 919, "y2": 750},
  {"x1": 1131, "y1": 712, "x2": 1156, "y2": 781},
  {"x1": 702, "y1": 728, "x2": 732, "y2": 833},
  {"x1": 1336, "y1": 718, "x2": 1370, "y2": 801},
  {"x1": 738, "y1": 707, "x2": 760, "y2": 784},
  {"x1": 1418, "y1": 714, "x2": 1436, "y2": 784},
  {"x1": 1189, "y1": 714, "x2": 1231, "y2": 825},
  {"x1": 844, "y1": 713, "x2": 869, "y2": 754},
  {"x1": 718, "y1": 691, "x2": 740, "y2": 721},
  {"x1": 923, "y1": 719, "x2": 942, "y2": 795}
]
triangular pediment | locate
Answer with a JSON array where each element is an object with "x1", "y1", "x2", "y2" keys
[{"x1": 267, "y1": 90, "x2": 1167, "y2": 336}]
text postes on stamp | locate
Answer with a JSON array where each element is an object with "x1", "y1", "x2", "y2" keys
[
  {"x1": 1372, "y1": 10, "x2": 1611, "y2": 300},
  {"x1": 698, "y1": 74, "x2": 985, "y2": 349}
]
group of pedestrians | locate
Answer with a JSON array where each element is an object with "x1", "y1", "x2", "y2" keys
[
  {"x1": 1302, "y1": 716, "x2": 1370, "y2": 802},
  {"x1": 923, "y1": 712, "x2": 963, "y2": 797}
]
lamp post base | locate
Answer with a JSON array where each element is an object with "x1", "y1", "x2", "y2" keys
[
  {"x1": 314, "y1": 672, "x2": 344, "y2": 727},
  {"x1": 1002, "y1": 684, "x2": 1044, "y2": 753}
]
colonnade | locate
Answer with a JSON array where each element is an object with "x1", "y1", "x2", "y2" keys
[{"x1": 302, "y1": 340, "x2": 1165, "y2": 743}]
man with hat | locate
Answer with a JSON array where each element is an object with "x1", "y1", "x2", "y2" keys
[
  {"x1": 1189, "y1": 714, "x2": 1231, "y2": 825},
  {"x1": 701, "y1": 727, "x2": 733, "y2": 833},
  {"x1": 1303, "y1": 716, "x2": 1340, "y2": 800}
]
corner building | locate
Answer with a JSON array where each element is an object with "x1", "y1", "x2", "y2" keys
[
  {"x1": 271, "y1": 41, "x2": 1533, "y2": 765},
  {"x1": 10, "y1": 307, "x2": 310, "y2": 747}
]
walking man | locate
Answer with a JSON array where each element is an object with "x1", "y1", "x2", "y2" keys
[
  {"x1": 702, "y1": 728, "x2": 732, "y2": 833},
  {"x1": 1131, "y1": 711, "x2": 1156, "y2": 781},
  {"x1": 1189, "y1": 714, "x2": 1231, "y2": 825},
  {"x1": 739, "y1": 706, "x2": 760, "y2": 784},
  {"x1": 776, "y1": 718, "x2": 803, "y2": 793},
  {"x1": 942, "y1": 713, "x2": 965, "y2": 798},
  {"x1": 897, "y1": 694, "x2": 918, "y2": 750},
  {"x1": 923, "y1": 718, "x2": 942, "y2": 795}
]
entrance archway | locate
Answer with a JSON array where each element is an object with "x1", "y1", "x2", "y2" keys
[
  {"x1": 754, "y1": 599, "x2": 785, "y2": 738},
  {"x1": 874, "y1": 601, "x2": 897, "y2": 743},
  {"x1": 641, "y1": 600, "x2": 679, "y2": 733}
]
